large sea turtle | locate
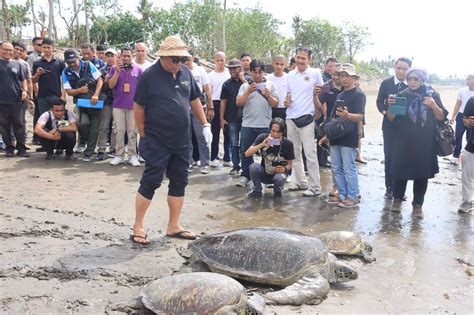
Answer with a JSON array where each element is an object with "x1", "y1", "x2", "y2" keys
[
  {"x1": 318, "y1": 231, "x2": 375, "y2": 262},
  {"x1": 189, "y1": 227, "x2": 358, "y2": 306},
  {"x1": 141, "y1": 272, "x2": 265, "y2": 314}
]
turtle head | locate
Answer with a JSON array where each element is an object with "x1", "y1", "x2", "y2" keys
[
  {"x1": 363, "y1": 242, "x2": 373, "y2": 253},
  {"x1": 333, "y1": 260, "x2": 358, "y2": 282}
]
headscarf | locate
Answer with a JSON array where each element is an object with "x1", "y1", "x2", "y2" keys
[{"x1": 406, "y1": 67, "x2": 430, "y2": 127}]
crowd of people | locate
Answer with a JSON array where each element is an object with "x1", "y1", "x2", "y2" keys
[{"x1": 0, "y1": 35, "x2": 472, "y2": 244}]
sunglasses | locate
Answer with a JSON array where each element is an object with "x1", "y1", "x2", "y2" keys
[
  {"x1": 407, "y1": 76, "x2": 420, "y2": 82},
  {"x1": 170, "y1": 56, "x2": 188, "y2": 64}
]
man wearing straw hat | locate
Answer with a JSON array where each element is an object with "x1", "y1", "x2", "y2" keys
[{"x1": 130, "y1": 35, "x2": 212, "y2": 245}]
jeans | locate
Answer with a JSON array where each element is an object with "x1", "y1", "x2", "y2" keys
[
  {"x1": 240, "y1": 126, "x2": 268, "y2": 179},
  {"x1": 330, "y1": 145, "x2": 359, "y2": 200},
  {"x1": 454, "y1": 112, "x2": 472, "y2": 158},
  {"x1": 210, "y1": 100, "x2": 231, "y2": 161},
  {"x1": 393, "y1": 178, "x2": 428, "y2": 206},
  {"x1": 227, "y1": 122, "x2": 241, "y2": 168},
  {"x1": 189, "y1": 113, "x2": 210, "y2": 166},
  {"x1": 77, "y1": 107, "x2": 101, "y2": 156},
  {"x1": 250, "y1": 163, "x2": 286, "y2": 193},
  {"x1": 37, "y1": 98, "x2": 51, "y2": 116}
]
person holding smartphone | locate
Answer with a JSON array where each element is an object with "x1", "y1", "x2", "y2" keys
[{"x1": 244, "y1": 118, "x2": 294, "y2": 198}]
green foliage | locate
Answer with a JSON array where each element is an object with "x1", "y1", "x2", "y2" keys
[
  {"x1": 90, "y1": 12, "x2": 144, "y2": 46},
  {"x1": 8, "y1": 4, "x2": 30, "y2": 38},
  {"x1": 341, "y1": 22, "x2": 372, "y2": 63}
]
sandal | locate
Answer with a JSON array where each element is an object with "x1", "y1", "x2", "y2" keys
[{"x1": 130, "y1": 228, "x2": 151, "y2": 245}]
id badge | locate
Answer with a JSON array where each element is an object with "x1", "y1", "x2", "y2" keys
[{"x1": 123, "y1": 83, "x2": 130, "y2": 93}]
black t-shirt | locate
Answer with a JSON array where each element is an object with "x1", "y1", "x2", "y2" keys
[
  {"x1": 33, "y1": 57, "x2": 66, "y2": 98},
  {"x1": 318, "y1": 80, "x2": 342, "y2": 118},
  {"x1": 330, "y1": 86, "x2": 366, "y2": 148},
  {"x1": 463, "y1": 96, "x2": 474, "y2": 153},
  {"x1": 253, "y1": 133, "x2": 295, "y2": 169},
  {"x1": 134, "y1": 61, "x2": 201, "y2": 150},
  {"x1": 0, "y1": 60, "x2": 25, "y2": 105},
  {"x1": 220, "y1": 77, "x2": 243, "y2": 123}
]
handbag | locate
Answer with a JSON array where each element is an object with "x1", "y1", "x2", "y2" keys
[
  {"x1": 435, "y1": 119, "x2": 455, "y2": 157},
  {"x1": 323, "y1": 117, "x2": 354, "y2": 141},
  {"x1": 292, "y1": 114, "x2": 314, "y2": 128}
]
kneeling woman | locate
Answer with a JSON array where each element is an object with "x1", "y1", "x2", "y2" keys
[{"x1": 387, "y1": 67, "x2": 448, "y2": 218}]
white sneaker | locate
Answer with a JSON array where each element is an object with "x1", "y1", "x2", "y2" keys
[
  {"x1": 209, "y1": 159, "x2": 222, "y2": 167},
  {"x1": 109, "y1": 156, "x2": 125, "y2": 165},
  {"x1": 129, "y1": 155, "x2": 140, "y2": 167},
  {"x1": 458, "y1": 201, "x2": 473, "y2": 213},
  {"x1": 138, "y1": 155, "x2": 145, "y2": 163},
  {"x1": 75, "y1": 145, "x2": 85, "y2": 153},
  {"x1": 223, "y1": 161, "x2": 233, "y2": 167},
  {"x1": 187, "y1": 165, "x2": 194, "y2": 173},
  {"x1": 237, "y1": 176, "x2": 250, "y2": 187},
  {"x1": 200, "y1": 166, "x2": 210, "y2": 174},
  {"x1": 450, "y1": 157, "x2": 459, "y2": 165}
]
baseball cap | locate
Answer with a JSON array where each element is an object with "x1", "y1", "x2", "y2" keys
[
  {"x1": 105, "y1": 48, "x2": 117, "y2": 56},
  {"x1": 64, "y1": 49, "x2": 79, "y2": 63}
]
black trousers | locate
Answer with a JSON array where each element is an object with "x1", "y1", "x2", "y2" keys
[
  {"x1": 393, "y1": 178, "x2": 428, "y2": 206},
  {"x1": 39, "y1": 131, "x2": 76, "y2": 155},
  {"x1": 383, "y1": 126, "x2": 396, "y2": 189},
  {"x1": 0, "y1": 103, "x2": 27, "y2": 151},
  {"x1": 210, "y1": 100, "x2": 230, "y2": 161}
]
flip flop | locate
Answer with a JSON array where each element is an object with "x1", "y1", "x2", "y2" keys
[
  {"x1": 130, "y1": 234, "x2": 151, "y2": 245},
  {"x1": 166, "y1": 230, "x2": 197, "y2": 240}
]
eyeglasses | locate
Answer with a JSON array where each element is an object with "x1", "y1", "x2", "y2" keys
[
  {"x1": 407, "y1": 76, "x2": 420, "y2": 82},
  {"x1": 170, "y1": 56, "x2": 188, "y2": 64}
]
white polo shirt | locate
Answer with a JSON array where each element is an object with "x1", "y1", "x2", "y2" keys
[
  {"x1": 457, "y1": 86, "x2": 474, "y2": 113},
  {"x1": 268, "y1": 72, "x2": 287, "y2": 109},
  {"x1": 285, "y1": 67, "x2": 323, "y2": 119}
]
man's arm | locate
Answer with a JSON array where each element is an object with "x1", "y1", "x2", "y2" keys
[
  {"x1": 245, "y1": 138, "x2": 267, "y2": 157},
  {"x1": 190, "y1": 98, "x2": 208, "y2": 125},
  {"x1": 450, "y1": 99, "x2": 462, "y2": 122},
  {"x1": 108, "y1": 66, "x2": 120, "y2": 89},
  {"x1": 203, "y1": 83, "x2": 214, "y2": 121},
  {"x1": 220, "y1": 99, "x2": 227, "y2": 129},
  {"x1": 58, "y1": 121, "x2": 78, "y2": 133},
  {"x1": 133, "y1": 102, "x2": 146, "y2": 137},
  {"x1": 376, "y1": 80, "x2": 388, "y2": 114},
  {"x1": 236, "y1": 84, "x2": 255, "y2": 106}
]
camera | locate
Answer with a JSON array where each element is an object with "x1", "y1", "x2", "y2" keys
[
  {"x1": 271, "y1": 159, "x2": 288, "y2": 167},
  {"x1": 122, "y1": 63, "x2": 132, "y2": 70}
]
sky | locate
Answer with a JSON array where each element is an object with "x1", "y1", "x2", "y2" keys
[{"x1": 17, "y1": 0, "x2": 473, "y2": 78}]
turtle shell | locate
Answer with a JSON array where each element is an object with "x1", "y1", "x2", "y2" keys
[
  {"x1": 141, "y1": 272, "x2": 247, "y2": 314},
  {"x1": 318, "y1": 231, "x2": 363, "y2": 255},
  {"x1": 190, "y1": 227, "x2": 328, "y2": 286}
]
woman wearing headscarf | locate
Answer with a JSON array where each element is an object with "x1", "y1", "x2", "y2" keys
[{"x1": 386, "y1": 67, "x2": 448, "y2": 218}]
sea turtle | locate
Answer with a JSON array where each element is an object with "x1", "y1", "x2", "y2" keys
[
  {"x1": 318, "y1": 231, "x2": 375, "y2": 263},
  {"x1": 189, "y1": 227, "x2": 358, "y2": 306},
  {"x1": 140, "y1": 272, "x2": 265, "y2": 314}
]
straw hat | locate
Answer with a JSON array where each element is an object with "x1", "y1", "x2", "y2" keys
[{"x1": 155, "y1": 35, "x2": 191, "y2": 57}]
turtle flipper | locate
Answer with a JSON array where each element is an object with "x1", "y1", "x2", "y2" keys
[{"x1": 263, "y1": 274, "x2": 330, "y2": 305}]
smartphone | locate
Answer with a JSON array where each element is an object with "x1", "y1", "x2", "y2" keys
[
  {"x1": 269, "y1": 138, "x2": 281, "y2": 146},
  {"x1": 335, "y1": 99, "x2": 345, "y2": 110},
  {"x1": 320, "y1": 85, "x2": 330, "y2": 94}
]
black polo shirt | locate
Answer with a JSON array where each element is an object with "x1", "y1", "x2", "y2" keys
[
  {"x1": 463, "y1": 96, "x2": 474, "y2": 153},
  {"x1": 318, "y1": 80, "x2": 342, "y2": 117},
  {"x1": 0, "y1": 60, "x2": 25, "y2": 105},
  {"x1": 134, "y1": 61, "x2": 201, "y2": 150},
  {"x1": 33, "y1": 57, "x2": 66, "y2": 98},
  {"x1": 330, "y1": 86, "x2": 366, "y2": 148},
  {"x1": 220, "y1": 77, "x2": 243, "y2": 123}
]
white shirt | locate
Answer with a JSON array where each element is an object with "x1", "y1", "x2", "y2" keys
[
  {"x1": 208, "y1": 69, "x2": 230, "y2": 101},
  {"x1": 457, "y1": 87, "x2": 474, "y2": 113},
  {"x1": 285, "y1": 67, "x2": 323, "y2": 119},
  {"x1": 134, "y1": 59, "x2": 152, "y2": 71},
  {"x1": 394, "y1": 76, "x2": 407, "y2": 86},
  {"x1": 267, "y1": 72, "x2": 287, "y2": 109},
  {"x1": 189, "y1": 63, "x2": 210, "y2": 93}
]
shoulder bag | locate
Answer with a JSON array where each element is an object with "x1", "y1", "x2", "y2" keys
[{"x1": 436, "y1": 119, "x2": 455, "y2": 157}]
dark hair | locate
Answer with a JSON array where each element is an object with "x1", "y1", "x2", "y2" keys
[
  {"x1": 296, "y1": 46, "x2": 312, "y2": 59},
  {"x1": 41, "y1": 37, "x2": 54, "y2": 46},
  {"x1": 96, "y1": 44, "x2": 107, "y2": 51},
  {"x1": 32, "y1": 37, "x2": 43, "y2": 44},
  {"x1": 80, "y1": 43, "x2": 94, "y2": 51},
  {"x1": 121, "y1": 47, "x2": 133, "y2": 54},
  {"x1": 325, "y1": 57, "x2": 338, "y2": 64},
  {"x1": 49, "y1": 96, "x2": 66, "y2": 107},
  {"x1": 249, "y1": 59, "x2": 265, "y2": 72},
  {"x1": 396, "y1": 57, "x2": 412, "y2": 67},
  {"x1": 289, "y1": 57, "x2": 296, "y2": 65},
  {"x1": 270, "y1": 117, "x2": 286, "y2": 134},
  {"x1": 12, "y1": 41, "x2": 27, "y2": 51},
  {"x1": 240, "y1": 52, "x2": 251, "y2": 59}
]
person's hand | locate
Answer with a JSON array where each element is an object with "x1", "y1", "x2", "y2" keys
[
  {"x1": 48, "y1": 129, "x2": 58, "y2": 135},
  {"x1": 319, "y1": 136, "x2": 329, "y2": 146},
  {"x1": 90, "y1": 95, "x2": 99, "y2": 105},
  {"x1": 27, "y1": 100, "x2": 35, "y2": 115},
  {"x1": 79, "y1": 85, "x2": 89, "y2": 94},
  {"x1": 116, "y1": 62, "x2": 122, "y2": 72},
  {"x1": 37, "y1": 67, "x2": 46, "y2": 75},
  {"x1": 313, "y1": 85, "x2": 322, "y2": 95},
  {"x1": 261, "y1": 87, "x2": 271, "y2": 98},
  {"x1": 260, "y1": 136, "x2": 271, "y2": 149},
  {"x1": 247, "y1": 83, "x2": 257, "y2": 94},
  {"x1": 220, "y1": 118, "x2": 227, "y2": 130},
  {"x1": 207, "y1": 108, "x2": 215, "y2": 121},
  {"x1": 335, "y1": 106, "x2": 348, "y2": 118},
  {"x1": 387, "y1": 94, "x2": 396, "y2": 106},
  {"x1": 284, "y1": 94, "x2": 291, "y2": 107},
  {"x1": 275, "y1": 165, "x2": 286, "y2": 174},
  {"x1": 203, "y1": 123, "x2": 213, "y2": 148},
  {"x1": 238, "y1": 72, "x2": 245, "y2": 82},
  {"x1": 21, "y1": 90, "x2": 28, "y2": 101},
  {"x1": 423, "y1": 96, "x2": 437, "y2": 110},
  {"x1": 52, "y1": 131, "x2": 62, "y2": 141}
]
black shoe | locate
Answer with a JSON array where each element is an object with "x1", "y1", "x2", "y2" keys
[
  {"x1": 384, "y1": 188, "x2": 393, "y2": 200},
  {"x1": 65, "y1": 153, "x2": 73, "y2": 161},
  {"x1": 247, "y1": 190, "x2": 262, "y2": 199},
  {"x1": 36, "y1": 146, "x2": 47, "y2": 152},
  {"x1": 17, "y1": 150, "x2": 30, "y2": 157},
  {"x1": 5, "y1": 150, "x2": 14, "y2": 157},
  {"x1": 319, "y1": 163, "x2": 331, "y2": 169},
  {"x1": 96, "y1": 152, "x2": 106, "y2": 160},
  {"x1": 45, "y1": 152, "x2": 54, "y2": 160},
  {"x1": 55, "y1": 149, "x2": 63, "y2": 155},
  {"x1": 273, "y1": 191, "x2": 283, "y2": 198},
  {"x1": 229, "y1": 166, "x2": 241, "y2": 175},
  {"x1": 31, "y1": 138, "x2": 41, "y2": 145}
]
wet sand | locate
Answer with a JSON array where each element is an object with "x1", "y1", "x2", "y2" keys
[{"x1": 1, "y1": 84, "x2": 472, "y2": 314}]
